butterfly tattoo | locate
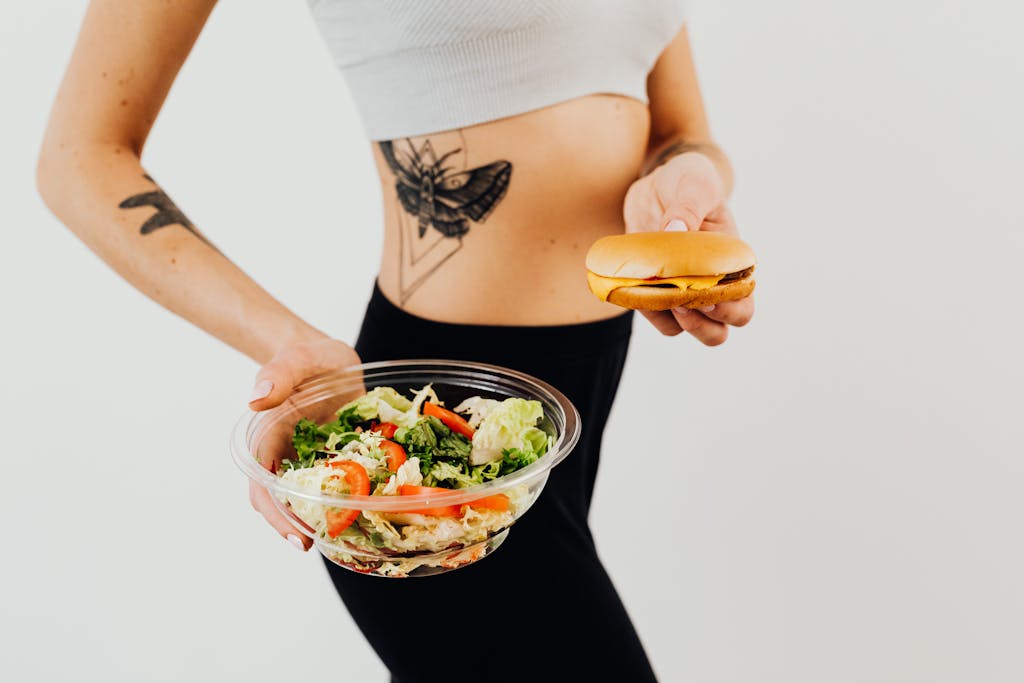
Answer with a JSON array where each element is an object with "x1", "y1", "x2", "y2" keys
[{"x1": 379, "y1": 139, "x2": 512, "y2": 239}]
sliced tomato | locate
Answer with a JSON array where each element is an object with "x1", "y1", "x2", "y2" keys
[
  {"x1": 323, "y1": 460, "x2": 371, "y2": 538},
  {"x1": 397, "y1": 484, "x2": 463, "y2": 516},
  {"x1": 325, "y1": 507, "x2": 358, "y2": 538},
  {"x1": 380, "y1": 439, "x2": 407, "y2": 472},
  {"x1": 423, "y1": 401, "x2": 475, "y2": 439},
  {"x1": 376, "y1": 422, "x2": 399, "y2": 439},
  {"x1": 467, "y1": 493, "x2": 510, "y2": 513}
]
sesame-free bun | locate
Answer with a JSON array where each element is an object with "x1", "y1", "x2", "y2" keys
[
  {"x1": 585, "y1": 231, "x2": 757, "y2": 311},
  {"x1": 606, "y1": 277, "x2": 756, "y2": 310},
  {"x1": 585, "y1": 231, "x2": 755, "y2": 279}
]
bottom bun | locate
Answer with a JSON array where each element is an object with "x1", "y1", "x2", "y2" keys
[{"x1": 607, "y1": 278, "x2": 756, "y2": 311}]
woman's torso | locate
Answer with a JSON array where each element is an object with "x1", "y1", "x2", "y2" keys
[
  {"x1": 307, "y1": 0, "x2": 685, "y2": 324},
  {"x1": 372, "y1": 95, "x2": 651, "y2": 325}
]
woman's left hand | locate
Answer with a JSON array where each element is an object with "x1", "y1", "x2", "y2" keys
[{"x1": 622, "y1": 150, "x2": 755, "y2": 346}]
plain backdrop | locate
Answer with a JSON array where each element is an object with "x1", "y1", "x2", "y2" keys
[{"x1": 2, "y1": 1, "x2": 1022, "y2": 682}]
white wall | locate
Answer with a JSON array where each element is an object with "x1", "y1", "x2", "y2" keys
[{"x1": 1, "y1": 2, "x2": 1021, "y2": 682}]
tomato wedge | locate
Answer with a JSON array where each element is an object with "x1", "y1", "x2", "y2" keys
[
  {"x1": 397, "y1": 485, "x2": 463, "y2": 516},
  {"x1": 467, "y1": 493, "x2": 510, "y2": 513},
  {"x1": 323, "y1": 460, "x2": 371, "y2": 538},
  {"x1": 380, "y1": 439, "x2": 407, "y2": 472},
  {"x1": 423, "y1": 401, "x2": 475, "y2": 439},
  {"x1": 376, "y1": 422, "x2": 399, "y2": 439},
  {"x1": 396, "y1": 485, "x2": 510, "y2": 516}
]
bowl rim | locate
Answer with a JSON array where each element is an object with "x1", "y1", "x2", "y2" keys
[{"x1": 229, "y1": 358, "x2": 581, "y2": 511}]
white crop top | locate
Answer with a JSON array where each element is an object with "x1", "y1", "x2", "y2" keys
[{"x1": 306, "y1": 0, "x2": 688, "y2": 140}]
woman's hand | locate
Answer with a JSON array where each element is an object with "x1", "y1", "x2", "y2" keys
[
  {"x1": 246, "y1": 336, "x2": 362, "y2": 550},
  {"x1": 622, "y1": 150, "x2": 755, "y2": 346}
]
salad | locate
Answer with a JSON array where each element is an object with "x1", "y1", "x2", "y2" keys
[{"x1": 274, "y1": 384, "x2": 552, "y2": 576}]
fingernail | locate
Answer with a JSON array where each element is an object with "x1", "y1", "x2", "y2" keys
[
  {"x1": 699, "y1": 305, "x2": 716, "y2": 313},
  {"x1": 250, "y1": 379, "x2": 273, "y2": 402},
  {"x1": 665, "y1": 219, "x2": 688, "y2": 232},
  {"x1": 673, "y1": 307, "x2": 691, "y2": 315},
  {"x1": 286, "y1": 534, "x2": 305, "y2": 551}
]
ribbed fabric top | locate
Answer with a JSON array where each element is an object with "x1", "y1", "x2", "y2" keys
[{"x1": 306, "y1": 0, "x2": 687, "y2": 140}]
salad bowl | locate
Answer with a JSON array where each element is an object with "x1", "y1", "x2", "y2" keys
[{"x1": 230, "y1": 359, "x2": 580, "y2": 577}]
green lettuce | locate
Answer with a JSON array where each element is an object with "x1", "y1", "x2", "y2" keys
[
  {"x1": 499, "y1": 447, "x2": 542, "y2": 476},
  {"x1": 290, "y1": 418, "x2": 329, "y2": 469},
  {"x1": 425, "y1": 461, "x2": 479, "y2": 488},
  {"x1": 395, "y1": 416, "x2": 473, "y2": 481},
  {"x1": 469, "y1": 398, "x2": 547, "y2": 465},
  {"x1": 338, "y1": 387, "x2": 414, "y2": 425}
]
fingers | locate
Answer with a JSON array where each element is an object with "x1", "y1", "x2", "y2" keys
[
  {"x1": 671, "y1": 307, "x2": 729, "y2": 346},
  {"x1": 639, "y1": 310, "x2": 686, "y2": 336},
  {"x1": 249, "y1": 339, "x2": 361, "y2": 411},
  {"x1": 249, "y1": 344, "x2": 317, "y2": 410},
  {"x1": 703, "y1": 296, "x2": 755, "y2": 327},
  {"x1": 623, "y1": 177, "x2": 665, "y2": 234},
  {"x1": 243, "y1": 338, "x2": 361, "y2": 553},
  {"x1": 698, "y1": 205, "x2": 740, "y2": 236},
  {"x1": 249, "y1": 480, "x2": 311, "y2": 551},
  {"x1": 640, "y1": 307, "x2": 733, "y2": 347},
  {"x1": 655, "y1": 153, "x2": 725, "y2": 231}
]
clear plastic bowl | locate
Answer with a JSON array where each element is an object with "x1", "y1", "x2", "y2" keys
[{"x1": 230, "y1": 359, "x2": 580, "y2": 578}]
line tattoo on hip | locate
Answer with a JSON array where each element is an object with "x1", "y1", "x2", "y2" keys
[{"x1": 379, "y1": 135, "x2": 512, "y2": 303}]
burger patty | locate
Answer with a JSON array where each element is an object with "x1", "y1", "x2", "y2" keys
[
  {"x1": 637, "y1": 266, "x2": 754, "y2": 288},
  {"x1": 717, "y1": 266, "x2": 754, "y2": 283}
]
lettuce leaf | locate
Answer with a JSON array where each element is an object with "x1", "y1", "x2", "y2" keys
[
  {"x1": 468, "y1": 398, "x2": 547, "y2": 465},
  {"x1": 338, "y1": 387, "x2": 414, "y2": 425},
  {"x1": 290, "y1": 418, "x2": 330, "y2": 469},
  {"x1": 499, "y1": 447, "x2": 542, "y2": 476},
  {"x1": 425, "y1": 461, "x2": 480, "y2": 488}
]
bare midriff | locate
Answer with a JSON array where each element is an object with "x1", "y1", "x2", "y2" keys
[{"x1": 372, "y1": 94, "x2": 650, "y2": 326}]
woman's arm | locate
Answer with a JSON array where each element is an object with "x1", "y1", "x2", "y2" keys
[
  {"x1": 642, "y1": 24, "x2": 734, "y2": 196},
  {"x1": 36, "y1": 0, "x2": 323, "y2": 364},
  {"x1": 623, "y1": 23, "x2": 754, "y2": 345},
  {"x1": 37, "y1": 0, "x2": 359, "y2": 549}
]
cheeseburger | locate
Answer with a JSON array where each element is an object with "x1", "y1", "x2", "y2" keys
[{"x1": 585, "y1": 231, "x2": 756, "y2": 310}]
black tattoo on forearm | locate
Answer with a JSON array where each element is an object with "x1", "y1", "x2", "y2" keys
[
  {"x1": 644, "y1": 140, "x2": 726, "y2": 176},
  {"x1": 119, "y1": 174, "x2": 215, "y2": 249},
  {"x1": 379, "y1": 136, "x2": 512, "y2": 303}
]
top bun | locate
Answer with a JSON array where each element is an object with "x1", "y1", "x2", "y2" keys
[{"x1": 585, "y1": 231, "x2": 756, "y2": 279}]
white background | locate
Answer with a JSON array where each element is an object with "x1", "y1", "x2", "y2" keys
[{"x1": 2, "y1": 1, "x2": 1022, "y2": 682}]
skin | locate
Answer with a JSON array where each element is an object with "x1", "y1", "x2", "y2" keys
[{"x1": 37, "y1": 0, "x2": 754, "y2": 549}]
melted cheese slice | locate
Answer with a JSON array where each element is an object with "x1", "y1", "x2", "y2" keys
[{"x1": 586, "y1": 271, "x2": 723, "y2": 302}]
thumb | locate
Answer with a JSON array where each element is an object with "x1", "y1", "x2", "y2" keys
[
  {"x1": 657, "y1": 155, "x2": 725, "y2": 232},
  {"x1": 248, "y1": 340, "x2": 355, "y2": 411},
  {"x1": 248, "y1": 349, "x2": 309, "y2": 410}
]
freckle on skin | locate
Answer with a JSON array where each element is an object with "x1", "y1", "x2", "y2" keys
[
  {"x1": 101, "y1": 71, "x2": 107, "y2": 78},
  {"x1": 120, "y1": 99, "x2": 127, "y2": 107},
  {"x1": 171, "y1": 257, "x2": 177, "y2": 265}
]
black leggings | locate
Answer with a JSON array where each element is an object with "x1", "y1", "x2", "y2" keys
[{"x1": 323, "y1": 282, "x2": 656, "y2": 683}]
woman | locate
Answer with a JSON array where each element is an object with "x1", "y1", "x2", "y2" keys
[{"x1": 37, "y1": 1, "x2": 754, "y2": 680}]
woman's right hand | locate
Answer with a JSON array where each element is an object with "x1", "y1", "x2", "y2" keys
[{"x1": 246, "y1": 337, "x2": 362, "y2": 550}]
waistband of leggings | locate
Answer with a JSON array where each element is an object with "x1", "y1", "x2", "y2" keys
[{"x1": 362, "y1": 279, "x2": 634, "y2": 350}]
